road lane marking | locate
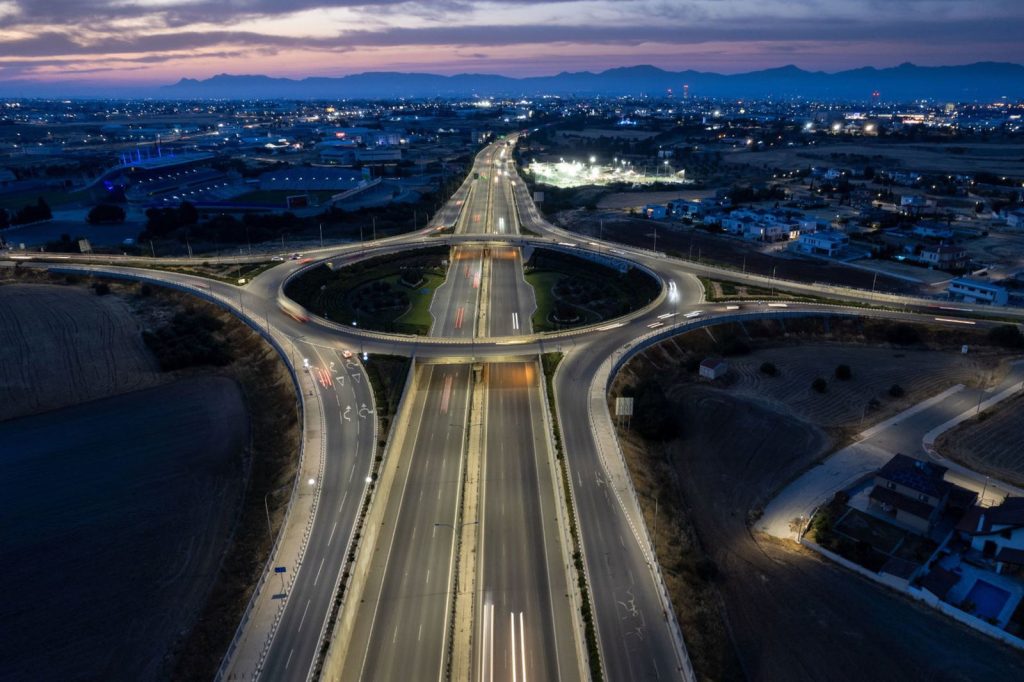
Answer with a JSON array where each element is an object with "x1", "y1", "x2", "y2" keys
[
  {"x1": 285, "y1": 648, "x2": 294, "y2": 670},
  {"x1": 314, "y1": 557, "x2": 325, "y2": 585},
  {"x1": 327, "y1": 521, "x2": 337, "y2": 546},
  {"x1": 298, "y1": 598, "x2": 311, "y2": 632}
]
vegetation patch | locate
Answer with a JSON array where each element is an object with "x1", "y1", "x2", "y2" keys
[
  {"x1": 525, "y1": 248, "x2": 659, "y2": 331},
  {"x1": 284, "y1": 246, "x2": 448, "y2": 334}
]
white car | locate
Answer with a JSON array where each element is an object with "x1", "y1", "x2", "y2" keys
[
  {"x1": 341, "y1": 349, "x2": 353, "y2": 359},
  {"x1": 270, "y1": 256, "x2": 284, "y2": 262}
]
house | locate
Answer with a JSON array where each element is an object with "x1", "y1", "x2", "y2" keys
[
  {"x1": 948, "y1": 277, "x2": 1009, "y2": 306},
  {"x1": 644, "y1": 204, "x2": 668, "y2": 220},
  {"x1": 699, "y1": 358, "x2": 728, "y2": 380},
  {"x1": 867, "y1": 454, "x2": 972, "y2": 535},
  {"x1": 956, "y1": 497, "x2": 1024, "y2": 575},
  {"x1": 796, "y1": 231, "x2": 849, "y2": 257},
  {"x1": 1004, "y1": 209, "x2": 1024, "y2": 230},
  {"x1": 912, "y1": 223, "x2": 955, "y2": 240},
  {"x1": 668, "y1": 199, "x2": 703, "y2": 218},
  {"x1": 744, "y1": 222, "x2": 789, "y2": 242},
  {"x1": 920, "y1": 244, "x2": 968, "y2": 271}
]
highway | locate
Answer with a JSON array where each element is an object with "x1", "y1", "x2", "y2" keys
[
  {"x1": 24, "y1": 135, "x2": 1024, "y2": 682},
  {"x1": 259, "y1": 340, "x2": 377, "y2": 681},
  {"x1": 476, "y1": 361, "x2": 580, "y2": 682},
  {"x1": 340, "y1": 364, "x2": 472, "y2": 681}
]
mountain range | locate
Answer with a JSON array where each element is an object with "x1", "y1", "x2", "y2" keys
[
  {"x1": 1, "y1": 63, "x2": 1022, "y2": 101},
  {"x1": 156, "y1": 62, "x2": 1024, "y2": 101}
]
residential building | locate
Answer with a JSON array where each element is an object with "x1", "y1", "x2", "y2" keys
[
  {"x1": 744, "y1": 223, "x2": 789, "y2": 242},
  {"x1": 699, "y1": 358, "x2": 728, "y2": 380},
  {"x1": 913, "y1": 222, "x2": 955, "y2": 240},
  {"x1": 644, "y1": 204, "x2": 668, "y2": 220},
  {"x1": 948, "y1": 277, "x2": 1009, "y2": 305},
  {"x1": 956, "y1": 497, "x2": 1024, "y2": 575},
  {"x1": 796, "y1": 230, "x2": 849, "y2": 257},
  {"x1": 920, "y1": 244, "x2": 968, "y2": 271},
  {"x1": 1004, "y1": 209, "x2": 1024, "y2": 230},
  {"x1": 867, "y1": 454, "x2": 973, "y2": 535}
]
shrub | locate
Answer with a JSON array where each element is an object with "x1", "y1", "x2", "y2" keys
[
  {"x1": 889, "y1": 384, "x2": 905, "y2": 398},
  {"x1": 835, "y1": 364, "x2": 852, "y2": 380},
  {"x1": 812, "y1": 377, "x2": 828, "y2": 393},
  {"x1": 92, "y1": 282, "x2": 111, "y2": 296},
  {"x1": 886, "y1": 323, "x2": 921, "y2": 346},
  {"x1": 759, "y1": 361, "x2": 778, "y2": 376},
  {"x1": 988, "y1": 324, "x2": 1024, "y2": 349}
]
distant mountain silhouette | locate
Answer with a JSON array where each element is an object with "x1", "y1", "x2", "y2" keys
[
  {"x1": 1, "y1": 63, "x2": 1021, "y2": 100},
  {"x1": 156, "y1": 63, "x2": 1024, "y2": 101}
]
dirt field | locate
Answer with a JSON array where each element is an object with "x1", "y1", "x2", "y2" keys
[
  {"x1": 597, "y1": 189, "x2": 716, "y2": 210},
  {"x1": 936, "y1": 391, "x2": 1024, "y2": 490},
  {"x1": 0, "y1": 377, "x2": 248, "y2": 682},
  {"x1": 0, "y1": 276, "x2": 301, "y2": 681},
  {"x1": 613, "y1": 331, "x2": 1024, "y2": 681},
  {"x1": 0, "y1": 283, "x2": 164, "y2": 421},
  {"x1": 553, "y1": 209, "x2": 921, "y2": 295},
  {"x1": 724, "y1": 141, "x2": 1024, "y2": 177}
]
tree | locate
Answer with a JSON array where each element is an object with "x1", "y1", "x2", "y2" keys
[
  {"x1": 759, "y1": 361, "x2": 778, "y2": 376},
  {"x1": 987, "y1": 325, "x2": 1024, "y2": 349},
  {"x1": 87, "y1": 204, "x2": 126, "y2": 224},
  {"x1": 889, "y1": 384, "x2": 905, "y2": 398},
  {"x1": 812, "y1": 377, "x2": 828, "y2": 393},
  {"x1": 835, "y1": 364, "x2": 852, "y2": 380},
  {"x1": 632, "y1": 380, "x2": 678, "y2": 441}
]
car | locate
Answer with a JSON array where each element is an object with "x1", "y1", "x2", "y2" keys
[
  {"x1": 290, "y1": 252, "x2": 303, "y2": 260},
  {"x1": 270, "y1": 255, "x2": 284, "y2": 262},
  {"x1": 341, "y1": 349, "x2": 353, "y2": 359}
]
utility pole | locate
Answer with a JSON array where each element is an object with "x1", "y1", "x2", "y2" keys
[
  {"x1": 372, "y1": 216, "x2": 377, "y2": 241},
  {"x1": 319, "y1": 222, "x2": 324, "y2": 248}
]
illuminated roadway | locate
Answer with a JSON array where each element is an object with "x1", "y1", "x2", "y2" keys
[{"x1": 18, "y1": 135, "x2": 1022, "y2": 682}]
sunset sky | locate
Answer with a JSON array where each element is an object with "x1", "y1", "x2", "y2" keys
[{"x1": 1, "y1": 0, "x2": 1023, "y2": 85}]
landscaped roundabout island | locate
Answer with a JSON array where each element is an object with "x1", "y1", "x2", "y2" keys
[{"x1": 283, "y1": 243, "x2": 662, "y2": 337}]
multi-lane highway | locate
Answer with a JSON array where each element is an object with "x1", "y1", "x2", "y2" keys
[
  {"x1": 22, "y1": 135, "x2": 1024, "y2": 682},
  {"x1": 259, "y1": 340, "x2": 377, "y2": 681},
  {"x1": 340, "y1": 364, "x2": 472, "y2": 681}
]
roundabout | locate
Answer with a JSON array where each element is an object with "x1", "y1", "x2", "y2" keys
[{"x1": 16, "y1": 135, "x2": 1024, "y2": 682}]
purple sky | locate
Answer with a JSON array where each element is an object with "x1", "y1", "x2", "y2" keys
[{"x1": 0, "y1": 0, "x2": 1022, "y2": 84}]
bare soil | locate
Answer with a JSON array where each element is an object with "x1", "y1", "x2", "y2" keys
[
  {"x1": 613, "y1": 328, "x2": 1024, "y2": 681},
  {"x1": 936, "y1": 391, "x2": 1024, "y2": 490},
  {"x1": 0, "y1": 282, "x2": 165, "y2": 421},
  {"x1": 552, "y1": 209, "x2": 920, "y2": 295},
  {"x1": 725, "y1": 141, "x2": 1024, "y2": 177},
  {"x1": 0, "y1": 377, "x2": 248, "y2": 682},
  {"x1": 0, "y1": 274, "x2": 300, "y2": 681}
]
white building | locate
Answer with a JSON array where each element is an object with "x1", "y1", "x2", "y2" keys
[
  {"x1": 957, "y1": 498, "x2": 1024, "y2": 574},
  {"x1": 948, "y1": 277, "x2": 1008, "y2": 305},
  {"x1": 796, "y1": 231, "x2": 849, "y2": 257},
  {"x1": 699, "y1": 358, "x2": 728, "y2": 380}
]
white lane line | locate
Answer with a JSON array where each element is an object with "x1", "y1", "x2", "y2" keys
[
  {"x1": 285, "y1": 648, "x2": 294, "y2": 670},
  {"x1": 338, "y1": 490, "x2": 347, "y2": 513},
  {"x1": 418, "y1": 623, "x2": 423, "y2": 641},
  {"x1": 519, "y1": 612, "x2": 527, "y2": 682},
  {"x1": 297, "y1": 598, "x2": 311, "y2": 632},
  {"x1": 511, "y1": 611, "x2": 517, "y2": 682},
  {"x1": 426, "y1": 568, "x2": 431, "y2": 584},
  {"x1": 327, "y1": 520, "x2": 337, "y2": 546},
  {"x1": 314, "y1": 557, "x2": 325, "y2": 586}
]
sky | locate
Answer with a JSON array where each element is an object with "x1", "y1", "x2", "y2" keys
[{"x1": 0, "y1": 0, "x2": 1023, "y2": 85}]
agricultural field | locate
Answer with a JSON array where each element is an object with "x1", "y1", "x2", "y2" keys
[
  {"x1": 936, "y1": 391, "x2": 1024, "y2": 489},
  {"x1": 0, "y1": 377, "x2": 248, "y2": 681},
  {"x1": 726, "y1": 141, "x2": 1024, "y2": 177},
  {"x1": 0, "y1": 282, "x2": 164, "y2": 421}
]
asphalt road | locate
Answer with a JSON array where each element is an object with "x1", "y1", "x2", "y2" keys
[
  {"x1": 341, "y1": 364, "x2": 472, "y2": 682},
  {"x1": 430, "y1": 246, "x2": 484, "y2": 337},
  {"x1": 259, "y1": 339, "x2": 377, "y2": 682},
  {"x1": 476, "y1": 361, "x2": 579, "y2": 682}
]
